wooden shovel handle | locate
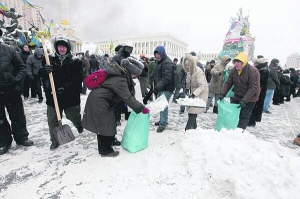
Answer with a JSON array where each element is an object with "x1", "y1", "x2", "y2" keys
[{"x1": 41, "y1": 35, "x2": 62, "y2": 121}]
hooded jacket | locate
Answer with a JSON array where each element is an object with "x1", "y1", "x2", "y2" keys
[
  {"x1": 221, "y1": 52, "x2": 260, "y2": 103},
  {"x1": 153, "y1": 46, "x2": 175, "y2": 92},
  {"x1": 26, "y1": 48, "x2": 43, "y2": 76},
  {"x1": 183, "y1": 55, "x2": 208, "y2": 114},
  {"x1": 209, "y1": 55, "x2": 231, "y2": 94}
]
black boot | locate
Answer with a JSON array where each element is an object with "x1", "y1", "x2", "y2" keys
[
  {"x1": 16, "y1": 139, "x2": 34, "y2": 146},
  {"x1": 0, "y1": 145, "x2": 11, "y2": 155},
  {"x1": 97, "y1": 135, "x2": 119, "y2": 157},
  {"x1": 213, "y1": 106, "x2": 218, "y2": 114}
]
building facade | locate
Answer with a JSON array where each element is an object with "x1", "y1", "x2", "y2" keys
[
  {"x1": 95, "y1": 33, "x2": 188, "y2": 60},
  {"x1": 197, "y1": 52, "x2": 219, "y2": 62},
  {"x1": 286, "y1": 53, "x2": 300, "y2": 69},
  {"x1": 2, "y1": 0, "x2": 45, "y2": 31}
]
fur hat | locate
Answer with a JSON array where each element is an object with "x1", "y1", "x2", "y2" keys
[
  {"x1": 121, "y1": 57, "x2": 144, "y2": 76},
  {"x1": 257, "y1": 58, "x2": 267, "y2": 64}
]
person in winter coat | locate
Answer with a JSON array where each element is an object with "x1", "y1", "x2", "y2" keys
[
  {"x1": 82, "y1": 57, "x2": 149, "y2": 157},
  {"x1": 220, "y1": 52, "x2": 260, "y2": 130},
  {"x1": 138, "y1": 54, "x2": 149, "y2": 97},
  {"x1": 205, "y1": 60, "x2": 215, "y2": 83},
  {"x1": 288, "y1": 68, "x2": 298, "y2": 98},
  {"x1": 89, "y1": 54, "x2": 99, "y2": 74},
  {"x1": 0, "y1": 41, "x2": 34, "y2": 155},
  {"x1": 248, "y1": 58, "x2": 270, "y2": 127},
  {"x1": 143, "y1": 46, "x2": 175, "y2": 133},
  {"x1": 111, "y1": 40, "x2": 134, "y2": 127},
  {"x1": 19, "y1": 45, "x2": 32, "y2": 100},
  {"x1": 205, "y1": 55, "x2": 231, "y2": 114},
  {"x1": 182, "y1": 55, "x2": 208, "y2": 131},
  {"x1": 26, "y1": 47, "x2": 44, "y2": 103},
  {"x1": 278, "y1": 69, "x2": 293, "y2": 102},
  {"x1": 99, "y1": 54, "x2": 110, "y2": 70},
  {"x1": 172, "y1": 58, "x2": 185, "y2": 103},
  {"x1": 263, "y1": 59, "x2": 280, "y2": 113},
  {"x1": 40, "y1": 37, "x2": 83, "y2": 150},
  {"x1": 76, "y1": 52, "x2": 90, "y2": 95}
]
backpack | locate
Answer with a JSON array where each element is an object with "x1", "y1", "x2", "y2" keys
[{"x1": 85, "y1": 69, "x2": 108, "y2": 90}]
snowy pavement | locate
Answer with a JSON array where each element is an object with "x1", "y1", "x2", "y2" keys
[{"x1": 0, "y1": 93, "x2": 300, "y2": 199}]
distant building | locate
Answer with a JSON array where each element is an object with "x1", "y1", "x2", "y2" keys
[
  {"x1": 51, "y1": 0, "x2": 82, "y2": 53},
  {"x1": 286, "y1": 53, "x2": 300, "y2": 68},
  {"x1": 95, "y1": 33, "x2": 188, "y2": 60},
  {"x1": 3, "y1": 0, "x2": 45, "y2": 31},
  {"x1": 197, "y1": 52, "x2": 219, "y2": 62}
]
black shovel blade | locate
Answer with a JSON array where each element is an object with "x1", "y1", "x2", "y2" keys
[{"x1": 53, "y1": 124, "x2": 75, "y2": 146}]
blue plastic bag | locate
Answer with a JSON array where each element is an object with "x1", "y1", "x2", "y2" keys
[
  {"x1": 121, "y1": 111, "x2": 150, "y2": 153},
  {"x1": 215, "y1": 100, "x2": 241, "y2": 131}
]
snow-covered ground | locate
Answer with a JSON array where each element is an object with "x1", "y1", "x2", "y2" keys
[{"x1": 1, "y1": 91, "x2": 300, "y2": 199}]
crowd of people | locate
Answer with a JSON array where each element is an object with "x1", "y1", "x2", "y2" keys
[{"x1": 1, "y1": 34, "x2": 300, "y2": 157}]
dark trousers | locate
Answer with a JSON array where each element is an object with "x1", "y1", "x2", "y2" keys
[
  {"x1": 97, "y1": 134, "x2": 114, "y2": 155},
  {"x1": 47, "y1": 105, "x2": 82, "y2": 144},
  {"x1": 23, "y1": 76, "x2": 36, "y2": 98},
  {"x1": 237, "y1": 102, "x2": 256, "y2": 130},
  {"x1": 82, "y1": 77, "x2": 87, "y2": 94},
  {"x1": 185, "y1": 114, "x2": 197, "y2": 131},
  {"x1": 0, "y1": 90, "x2": 29, "y2": 147},
  {"x1": 32, "y1": 75, "x2": 43, "y2": 99}
]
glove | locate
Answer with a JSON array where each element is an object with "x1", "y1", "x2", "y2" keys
[
  {"x1": 143, "y1": 90, "x2": 153, "y2": 105},
  {"x1": 238, "y1": 100, "x2": 247, "y2": 108},
  {"x1": 29, "y1": 75, "x2": 34, "y2": 80},
  {"x1": 121, "y1": 59, "x2": 129, "y2": 66},
  {"x1": 142, "y1": 107, "x2": 150, "y2": 114},
  {"x1": 44, "y1": 64, "x2": 53, "y2": 74},
  {"x1": 219, "y1": 95, "x2": 224, "y2": 101},
  {"x1": 189, "y1": 93, "x2": 195, "y2": 98}
]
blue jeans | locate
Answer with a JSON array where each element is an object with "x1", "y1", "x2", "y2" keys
[
  {"x1": 90, "y1": 68, "x2": 97, "y2": 74},
  {"x1": 263, "y1": 89, "x2": 274, "y2": 111},
  {"x1": 158, "y1": 91, "x2": 172, "y2": 127}
]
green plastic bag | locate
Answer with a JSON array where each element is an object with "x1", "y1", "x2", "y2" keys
[
  {"x1": 224, "y1": 70, "x2": 234, "y2": 98},
  {"x1": 215, "y1": 100, "x2": 241, "y2": 131},
  {"x1": 121, "y1": 111, "x2": 150, "y2": 153}
]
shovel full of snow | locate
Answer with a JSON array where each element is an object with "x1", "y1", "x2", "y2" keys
[{"x1": 41, "y1": 35, "x2": 75, "y2": 146}]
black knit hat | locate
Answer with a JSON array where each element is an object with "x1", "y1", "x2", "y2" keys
[
  {"x1": 190, "y1": 52, "x2": 196, "y2": 56},
  {"x1": 271, "y1": 58, "x2": 279, "y2": 64},
  {"x1": 115, "y1": 45, "x2": 122, "y2": 52},
  {"x1": 210, "y1": 60, "x2": 215, "y2": 64}
]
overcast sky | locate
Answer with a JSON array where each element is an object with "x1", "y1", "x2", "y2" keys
[{"x1": 30, "y1": 0, "x2": 299, "y2": 65}]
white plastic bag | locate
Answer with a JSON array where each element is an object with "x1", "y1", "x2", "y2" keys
[{"x1": 146, "y1": 93, "x2": 169, "y2": 115}]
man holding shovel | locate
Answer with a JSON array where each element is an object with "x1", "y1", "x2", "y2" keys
[{"x1": 40, "y1": 37, "x2": 83, "y2": 150}]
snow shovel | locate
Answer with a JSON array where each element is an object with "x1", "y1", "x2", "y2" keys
[{"x1": 41, "y1": 35, "x2": 75, "y2": 146}]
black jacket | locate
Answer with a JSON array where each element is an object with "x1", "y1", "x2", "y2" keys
[
  {"x1": 153, "y1": 56, "x2": 175, "y2": 92},
  {"x1": 40, "y1": 53, "x2": 83, "y2": 109},
  {"x1": 0, "y1": 44, "x2": 26, "y2": 92}
]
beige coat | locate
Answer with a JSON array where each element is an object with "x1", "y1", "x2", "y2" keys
[
  {"x1": 183, "y1": 55, "x2": 208, "y2": 114},
  {"x1": 209, "y1": 55, "x2": 231, "y2": 94}
]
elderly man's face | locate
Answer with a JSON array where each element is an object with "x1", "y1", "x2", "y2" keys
[
  {"x1": 57, "y1": 45, "x2": 67, "y2": 55},
  {"x1": 155, "y1": 53, "x2": 161, "y2": 61},
  {"x1": 234, "y1": 60, "x2": 243, "y2": 71}
]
